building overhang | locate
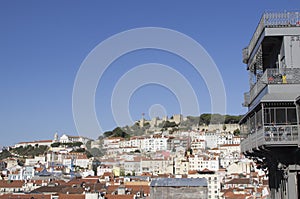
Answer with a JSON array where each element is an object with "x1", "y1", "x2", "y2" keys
[
  {"x1": 239, "y1": 92, "x2": 299, "y2": 124},
  {"x1": 296, "y1": 96, "x2": 300, "y2": 105}
]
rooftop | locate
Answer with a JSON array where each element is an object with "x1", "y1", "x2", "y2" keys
[
  {"x1": 150, "y1": 178, "x2": 207, "y2": 187},
  {"x1": 244, "y1": 11, "x2": 300, "y2": 63}
]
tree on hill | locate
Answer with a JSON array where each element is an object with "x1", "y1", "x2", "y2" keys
[
  {"x1": 103, "y1": 127, "x2": 130, "y2": 138},
  {"x1": 199, "y1": 114, "x2": 211, "y2": 125},
  {"x1": 225, "y1": 115, "x2": 243, "y2": 124},
  {"x1": 233, "y1": 128, "x2": 241, "y2": 136},
  {"x1": 0, "y1": 149, "x2": 12, "y2": 160},
  {"x1": 50, "y1": 142, "x2": 83, "y2": 148},
  {"x1": 210, "y1": 114, "x2": 225, "y2": 124},
  {"x1": 103, "y1": 131, "x2": 113, "y2": 137},
  {"x1": 10, "y1": 145, "x2": 48, "y2": 158},
  {"x1": 199, "y1": 113, "x2": 242, "y2": 125},
  {"x1": 51, "y1": 142, "x2": 60, "y2": 147},
  {"x1": 162, "y1": 121, "x2": 178, "y2": 129}
]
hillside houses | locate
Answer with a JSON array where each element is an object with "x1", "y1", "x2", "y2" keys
[{"x1": 0, "y1": 127, "x2": 271, "y2": 198}]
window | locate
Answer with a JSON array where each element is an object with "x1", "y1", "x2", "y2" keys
[
  {"x1": 256, "y1": 109, "x2": 262, "y2": 129},
  {"x1": 276, "y1": 108, "x2": 286, "y2": 124},
  {"x1": 287, "y1": 108, "x2": 297, "y2": 124},
  {"x1": 250, "y1": 114, "x2": 256, "y2": 132},
  {"x1": 264, "y1": 107, "x2": 297, "y2": 125}
]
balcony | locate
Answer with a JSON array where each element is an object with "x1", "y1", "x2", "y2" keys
[
  {"x1": 241, "y1": 125, "x2": 299, "y2": 153},
  {"x1": 244, "y1": 68, "x2": 300, "y2": 106},
  {"x1": 243, "y1": 92, "x2": 250, "y2": 107},
  {"x1": 247, "y1": 11, "x2": 300, "y2": 58}
]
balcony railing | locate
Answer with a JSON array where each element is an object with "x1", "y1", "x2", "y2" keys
[
  {"x1": 244, "y1": 68, "x2": 300, "y2": 106},
  {"x1": 246, "y1": 11, "x2": 300, "y2": 61},
  {"x1": 241, "y1": 125, "x2": 299, "y2": 153}
]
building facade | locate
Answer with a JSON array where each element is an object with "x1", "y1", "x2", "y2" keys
[{"x1": 239, "y1": 11, "x2": 300, "y2": 198}]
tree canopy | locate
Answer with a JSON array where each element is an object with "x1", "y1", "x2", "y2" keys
[{"x1": 103, "y1": 127, "x2": 130, "y2": 138}]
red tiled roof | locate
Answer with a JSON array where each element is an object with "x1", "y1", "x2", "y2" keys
[
  {"x1": 188, "y1": 170, "x2": 198, "y2": 174},
  {"x1": 220, "y1": 144, "x2": 240, "y2": 147},
  {"x1": 58, "y1": 194, "x2": 85, "y2": 199},
  {"x1": 222, "y1": 192, "x2": 252, "y2": 199},
  {"x1": 35, "y1": 167, "x2": 44, "y2": 172},
  {"x1": 106, "y1": 185, "x2": 150, "y2": 195},
  {"x1": 32, "y1": 185, "x2": 84, "y2": 194},
  {"x1": 65, "y1": 178, "x2": 99, "y2": 186},
  {"x1": 103, "y1": 172, "x2": 113, "y2": 177},
  {"x1": 18, "y1": 140, "x2": 52, "y2": 144},
  {"x1": 0, "y1": 194, "x2": 51, "y2": 199},
  {"x1": 105, "y1": 194, "x2": 135, "y2": 199},
  {"x1": 37, "y1": 140, "x2": 53, "y2": 143},
  {"x1": 0, "y1": 180, "x2": 24, "y2": 188},
  {"x1": 225, "y1": 178, "x2": 251, "y2": 185}
]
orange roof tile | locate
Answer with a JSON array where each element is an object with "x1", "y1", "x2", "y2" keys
[
  {"x1": 0, "y1": 180, "x2": 24, "y2": 188},
  {"x1": 105, "y1": 194, "x2": 135, "y2": 199},
  {"x1": 0, "y1": 194, "x2": 51, "y2": 199},
  {"x1": 188, "y1": 170, "x2": 198, "y2": 174},
  {"x1": 58, "y1": 194, "x2": 85, "y2": 199}
]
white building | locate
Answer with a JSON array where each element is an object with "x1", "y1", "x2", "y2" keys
[
  {"x1": 188, "y1": 170, "x2": 221, "y2": 199},
  {"x1": 124, "y1": 160, "x2": 141, "y2": 175},
  {"x1": 219, "y1": 144, "x2": 240, "y2": 155},
  {"x1": 8, "y1": 166, "x2": 35, "y2": 180},
  {"x1": 190, "y1": 139, "x2": 206, "y2": 152},
  {"x1": 188, "y1": 154, "x2": 219, "y2": 171},
  {"x1": 103, "y1": 137, "x2": 123, "y2": 149},
  {"x1": 174, "y1": 157, "x2": 189, "y2": 175},
  {"x1": 63, "y1": 156, "x2": 90, "y2": 169},
  {"x1": 25, "y1": 156, "x2": 46, "y2": 166},
  {"x1": 205, "y1": 131, "x2": 240, "y2": 149},
  {"x1": 14, "y1": 140, "x2": 53, "y2": 148},
  {"x1": 205, "y1": 130, "x2": 219, "y2": 149},
  {"x1": 97, "y1": 165, "x2": 113, "y2": 176},
  {"x1": 59, "y1": 134, "x2": 91, "y2": 144},
  {"x1": 140, "y1": 135, "x2": 168, "y2": 152},
  {"x1": 140, "y1": 158, "x2": 173, "y2": 175}
]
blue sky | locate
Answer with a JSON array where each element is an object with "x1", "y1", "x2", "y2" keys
[{"x1": 0, "y1": 0, "x2": 299, "y2": 146}]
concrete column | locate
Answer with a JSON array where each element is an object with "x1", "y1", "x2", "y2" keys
[{"x1": 287, "y1": 170, "x2": 297, "y2": 199}]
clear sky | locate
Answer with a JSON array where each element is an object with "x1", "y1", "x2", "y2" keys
[{"x1": 0, "y1": 0, "x2": 299, "y2": 146}]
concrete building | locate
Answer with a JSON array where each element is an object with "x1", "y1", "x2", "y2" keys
[
  {"x1": 188, "y1": 154, "x2": 219, "y2": 172},
  {"x1": 167, "y1": 136, "x2": 189, "y2": 152},
  {"x1": 150, "y1": 178, "x2": 208, "y2": 199},
  {"x1": 141, "y1": 158, "x2": 173, "y2": 175},
  {"x1": 124, "y1": 160, "x2": 141, "y2": 176},
  {"x1": 174, "y1": 157, "x2": 189, "y2": 175},
  {"x1": 14, "y1": 140, "x2": 53, "y2": 148},
  {"x1": 190, "y1": 138, "x2": 206, "y2": 152},
  {"x1": 188, "y1": 170, "x2": 221, "y2": 199},
  {"x1": 140, "y1": 135, "x2": 168, "y2": 152},
  {"x1": 59, "y1": 134, "x2": 91, "y2": 144},
  {"x1": 239, "y1": 11, "x2": 300, "y2": 198}
]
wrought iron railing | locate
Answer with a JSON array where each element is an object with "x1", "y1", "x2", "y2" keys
[
  {"x1": 245, "y1": 68, "x2": 300, "y2": 105},
  {"x1": 246, "y1": 11, "x2": 300, "y2": 62},
  {"x1": 264, "y1": 125, "x2": 299, "y2": 142},
  {"x1": 241, "y1": 125, "x2": 299, "y2": 153}
]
